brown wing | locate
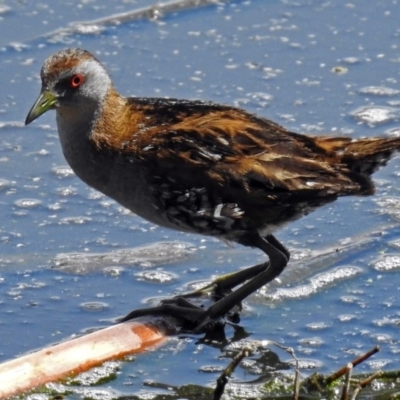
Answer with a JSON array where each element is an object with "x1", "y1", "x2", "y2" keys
[
  {"x1": 124, "y1": 100, "x2": 363, "y2": 201},
  {"x1": 93, "y1": 95, "x2": 400, "y2": 199}
]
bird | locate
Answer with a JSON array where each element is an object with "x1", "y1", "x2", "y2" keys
[{"x1": 25, "y1": 48, "x2": 400, "y2": 332}]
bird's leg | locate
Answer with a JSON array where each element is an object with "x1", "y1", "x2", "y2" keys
[
  {"x1": 266, "y1": 233, "x2": 291, "y2": 260},
  {"x1": 119, "y1": 233, "x2": 289, "y2": 333},
  {"x1": 181, "y1": 234, "x2": 290, "y2": 300},
  {"x1": 179, "y1": 262, "x2": 268, "y2": 300},
  {"x1": 190, "y1": 233, "x2": 289, "y2": 332}
]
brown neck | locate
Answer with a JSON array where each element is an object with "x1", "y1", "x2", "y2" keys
[{"x1": 90, "y1": 88, "x2": 147, "y2": 150}]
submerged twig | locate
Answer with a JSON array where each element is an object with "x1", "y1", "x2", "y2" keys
[
  {"x1": 326, "y1": 345, "x2": 380, "y2": 384},
  {"x1": 259, "y1": 341, "x2": 301, "y2": 400},
  {"x1": 293, "y1": 364, "x2": 301, "y2": 400},
  {"x1": 340, "y1": 363, "x2": 353, "y2": 400},
  {"x1": 213, "y1": 347, "x2": 250, "y2": 400},
  {"x1": 301, "y1": 345, "x2": 381, "y2": 397},
  {"x1": 350, "y1": 371, "x2": 382, "y2": 400}
]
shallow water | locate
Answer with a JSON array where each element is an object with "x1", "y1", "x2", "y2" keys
[{"x1": 1, "y1": 0, "x2": 400, "y2": 398}]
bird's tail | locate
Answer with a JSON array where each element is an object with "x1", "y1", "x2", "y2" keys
[
  {"x1": 316, "y1": 136, "x2": 400, "y2": 175},
  {"x1": 313, "y1": 135, "x2": 400, "y2": 195}
]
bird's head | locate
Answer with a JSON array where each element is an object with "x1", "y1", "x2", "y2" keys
[{"x1": 25, "y1": 48, "x2": 112, "y2": 125}]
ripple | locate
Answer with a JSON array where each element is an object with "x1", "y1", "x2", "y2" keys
[
  {"x1": 0, "y1": 5, "x2": 11, "y2": 15},
  {"x1": 0, "y1": 178, "x2": 13, "y2": 190},
  {"x1": 248, "y1": 91, "x2": 273, "y2": 105},
  {"x1": 59, "y1": 216, "x2": 92, "y2": 225},
  {"x1": 56, "y1": 186, "x2": 77, "y2": 197},
  {"x1": 0, "y1": 121, "x2": 25, "y2": 129},
  {"x1": 341, "y1": 56, "x2": 360, "y2": 64},
  {"x1": 71, "y1": 23, "x2": 104, "y2": 35},
  {"x1": 264, "y1": 266, "x2": 361, "y2": 301},
  {"x1": 51, "y1": 165, "x2": 75, "y2": 178},
  {"x1": 135, "y1": 270, "x2": 175, "y2": 283},
  {"x1": 234, "y1": 91, "x2": 274, "y2": 108},
  {"x1": 80, "y1": 302, "x2": 108, "y2": 312},
  {"x1": 370, "y1": 333, "x2": 394, "y2": 343},
  {"x1": 286, "y1": 358, "x2": 321, "y2": 369},
  {"x1": 375, "y1": 196, "x2": 400, "y2": 220},
  {"x1": 375, "y1": 196, "x2": 400, "y2": 208},
  {"x1": 14, "y1": 198, "x2": 42, "y2": 208},
  {"x1": 306, "y1": 322, "x2": 330, "y2": 331},
  {"x1": 358, "y1": 86, "x2": 400, "y2": 96},
  {"x1": 48, "y1": 202, "x2": 62, "y2": 211},
  {"x1": 298, "y1": 337, "x2": 323, "y2": 346},
  {"x1": 351, "y1": 106, "x2": 398, "y2": 125},
  {"x1": 290, "y1": 248, "x2": 312, "y2": 261},
  {"x1": 52, "y1": 242, "x2": 194, "y2": 274},
  {"x1": 366, "y1": 359, "x2": 391, "y2": 370},
  {"x1": 340, "y1": 296, "x2": 359, "y2": 304},
  {"x1": 373, "y1": 316, "x2": 400, "y2": 327},
  {"x1": 372, "y1": 255, "x2": 400, "y2": 271},
  {"x1": 386, "y1": 127, "x2": 400, "y2": 137},
  {"x1": 103, "y1": 266, "x2": 124, "y2": 277},
  {"x1": 68, "y1": 361, "x2": 120, "y2": 386},
  {"x1": 337, "y1": 314, "x2": 357, "y2": 322}
]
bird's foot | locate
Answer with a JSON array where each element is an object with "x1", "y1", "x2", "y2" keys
[
  {"x1": 119, "y1": 262, "x2": 271, "y2": 333},
  {"x1": 119, "y1": 295, "x2": 241, "y2": 334}
]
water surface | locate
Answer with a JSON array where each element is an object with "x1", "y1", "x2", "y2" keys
[{"x1": 1, "y1": 0, "x2": 400, "y2": 397}]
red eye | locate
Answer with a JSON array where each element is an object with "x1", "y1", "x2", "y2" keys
[{"x1": 69, "y1": 73, "x2": 84, "y2": 88}]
